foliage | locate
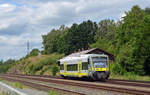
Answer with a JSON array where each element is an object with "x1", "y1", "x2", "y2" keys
[
  {"x1": 29, "y1": 48, "x2": 40, "y2": 56},
  {"x1": 13, "y1": 82, "x2": 23, "y2": 89},
  {"x1": 52, "y1": 66, "x2": 59, "y2": 76},
  {"x1": 8, "y1": 53, "x2": 64, "y2": 75},
  {"x1": 42, "y1": 5, "x2": 150, "y2": 76},
  {"x1": 0, "y1": 60, "x2": 3, "y2": 65},
  {"x1": 110, "y1": 62, "x2": 126, "y2": 75},
  {"x1": 91, "y1": 19, "x2": 118, "y2": 55},
  {"x1": 116, "y1": 5, "x2": 150, "y2": 75},
  {"x1": 42, "y1": 20, "x2": 97, "y2": 55},
  {"x1": 26, "y1": 48, "x2": 40, "y2": 58},
  {"x1": 0, "y1": 59, "x2": 16, "y2": 73},
  {"x1": 48, "y1": 89, "x2": 59, "y2": 95},
  {"x1": 110, "y1": 73, "x2": 150, "y2": 81},
  {"x1": 27, "y1": 53, "x2": 63, "y2": 75}
]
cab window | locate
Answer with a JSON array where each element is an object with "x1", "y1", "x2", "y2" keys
[{"x1": 60, "y1": 64, "x2": 64, "y2": 70}]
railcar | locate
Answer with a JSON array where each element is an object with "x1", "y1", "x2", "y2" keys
[{"x1": 58, "y1": 54, "x2": 110, "y2": 81}]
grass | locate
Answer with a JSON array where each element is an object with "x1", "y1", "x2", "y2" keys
[
  {"x1": 110, "y1": 73, "x2": 150, "y2": 81},
  {"x1": 0, "y1": 89, "x2": 18, "y2": 95},
  {"x1": 12, "y1": 82, "x2": 23, "y2": 89},
  {"x1": 0, "y1": 78, "x2": 60, "y2": 95},
  {"x1": 0, "y1": 91, "x2": 9, "y2": 95},
  {"x1": 8, "y1": 53, "x2": 64, "y2": 75},
  {"x1": 48, "y1": 89, "x2": 60, "y2": 95},
  {"x1": 0, "y1": 78, "x2": 23, "y2": 89},
  {"x1": 110, "y1": 63, "x2": 150, "y2": 81},
  {"x1": 7, "y1": 82, "x2": 23, "y2": 89}
]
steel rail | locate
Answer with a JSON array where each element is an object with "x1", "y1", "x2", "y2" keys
[
  {"x1": 0, "y1": 76, "x2": 86, "y2": 95},
  {"x1": 109, "y1": 79, "x2": 150, "y2": 83},
  {"x1": 1, "y1": 74, "x2": 150, "y2": 95},
  {"x1": 106, "y1": 79, "x2": 150, "y2": 88},
  {"x1": 6, "y1": 74, "x2": 150, "y2": 88}
]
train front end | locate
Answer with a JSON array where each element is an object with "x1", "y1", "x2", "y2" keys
[{"x1": 88, "y1": 54, "x2": 110, "y2": 81}]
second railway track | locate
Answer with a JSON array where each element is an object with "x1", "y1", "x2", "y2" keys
[
  {"x1": 6, "y1": 73, "x2": 150, "y2": 88},
  {"x1": 0, "y1": 75, "x2": 86, "y2": 95},
  {"x1": 0, "y1": 74, "x2": 150, "y2": 95}
]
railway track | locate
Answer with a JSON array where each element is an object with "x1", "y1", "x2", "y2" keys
[
  {"x1": 0, "y1": 74, "x2": 150, "y2": 95},
  {"x1": 110, "y1": 79, "x2": 150, "y2": 83},
  {"x1": 0, "y1": 75, "x2": 86, "y2": 95},
  {"x1": 107, "y1": 79, "x2": 150, "y2": 88},
  {"x1": 9, "y1": 74, "x2": 150, "y2": 88}
]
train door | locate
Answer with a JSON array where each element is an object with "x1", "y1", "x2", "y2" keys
[
  {"x1": 78, "y1": 61, "x2": 82, "y2": 77},
  {"x1": 64, "y1": 62, "x2": 67, "y2": 74}
]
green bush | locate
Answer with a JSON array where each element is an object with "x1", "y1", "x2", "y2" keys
[
  {"x1": 48, "y1": 89, "x2": 58, "y2": 95},
  {"x1": 124, "y1": 72, "x2": 137, "y2": 80},
  {"x1": 0, "y1": 59, "x2": 15, "y2": 73},
  {"x1": 52, "y1": 66, "x2": 59, "y2": 76},
  {"x1": 13, "y1": 82, "x2": 23, "y2": 89},
  {"x1": 110, "y1": 62, "x2": 126, "y2": 75},
  {"x1": 18, "y1": 53, "x2": 64, "y2": 75},
  {"x1": 40, "y1": 65, "x2": 51, "y2": 75}
]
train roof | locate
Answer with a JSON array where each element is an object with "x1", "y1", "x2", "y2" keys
[
  {"x1": 59, "y1": 54, "x2": 108, "y2": 62},
  {"x1": 59, "y1": 48, "x2": 114, "y2": 62}
]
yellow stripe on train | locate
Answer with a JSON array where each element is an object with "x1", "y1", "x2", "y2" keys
[{"x1": 60, "y1": 72, "x2": 88, "y2": 77}]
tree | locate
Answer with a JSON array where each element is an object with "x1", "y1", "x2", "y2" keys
[
  {"x1": 29, "y1": 48, "x2": 40, "y2": 56},
  {"x1": 92, "y1": 19, "x2": 117, "y2": 55},
  {"x1": 145, "y1": 7, "x2": 150, "y2": 14},
  {"x1": 52, "y1": 66, "x2": 59, "y2": 76},
  {"x1": 42, "y1": 20, "x2": 98, "y2": 55},
  {"x1": 4, "y1": 59, "x2": 16, "y2": 64},
  {"x1": 0, "y1": 60, "x2": 3, "y2": 65},
  {"x1": 116, "y1": 5, "x2": 149, "y2": 75},
  {"x1": 0, "y1": 59, "x2": 16, "y2": 73},
  {"x1": 138, "y1": 15, "x2": 150, "y2": 75},
  {"x1": 42, "y1": 25, "x2": 69, "y2": 54},
  {"x1": 65, "y1": 20, "x2": 98, "y2": 54},
  {"x1": 42, "y1": 29, "x2": 58, "y2": 54},
  {"x1": 95, "y1": 19, "x2": 116, "y2": 40}
]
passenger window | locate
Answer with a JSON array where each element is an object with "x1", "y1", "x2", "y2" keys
[
  {"x1": 82, "y1": 62, "x2": 88, "y2": 70},
  {"x1": 67, "y1": 64, "x2": 77, "y2": 71}
]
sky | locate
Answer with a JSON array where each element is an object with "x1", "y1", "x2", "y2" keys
[{"x1": 0, "y1": 0, "x2": 149, "y2": 61}]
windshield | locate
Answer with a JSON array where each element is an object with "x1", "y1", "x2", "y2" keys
[{"x1": 92, "y1": 57, "x2": 107, "y2": 68}]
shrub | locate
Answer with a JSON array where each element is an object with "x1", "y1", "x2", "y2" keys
[
  {"x1": 14, "y1": 82, "x2": 23, "y2": 89},
  {"x1": 124, "y1": 72, "x2": 137, "y2": 80},
  {"x1": 48, "y1": 89, "x2": 58, "y2": 95},
  {"x1": 52, "y1": 66, "x2": 59, "y2": 76},
  {"x1": 110, "y1": 62, "x2": 126, "y2": 75}
]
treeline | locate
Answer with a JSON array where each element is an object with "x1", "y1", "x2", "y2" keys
[
  {"x1": 42, "y1": 5, "x2": 150, "y2": 75},
  {"x1": 0, "y1": 59, "x2": 16, "y2": 73},
  {"x1": 42, "y1": 21, "x2": 97, "y2": 55}
]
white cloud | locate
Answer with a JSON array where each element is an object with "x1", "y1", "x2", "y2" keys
[{"x1": 0, "y1": 3, "x2": 16, "y2": 13}]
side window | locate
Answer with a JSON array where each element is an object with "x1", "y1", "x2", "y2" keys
[
  {"x1": 73, "y1": 64, "x2": 78, "y2": 71},
  {"x1": 67, "y1": 64, "x2": 78, "y2": 71},
  {"x1": 82, "y1": 62, "x2": 88, "y2": 70},
  {"x1": 67, "y1": 65, "x2": 71, "y2": 71},
  {"x1": 60, "y1": 64, "x2": 64, "y2": 70}
]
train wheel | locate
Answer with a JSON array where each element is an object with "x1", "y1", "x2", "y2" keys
[
  {"x1": 88, "y1": 76, "x2": 96, "y2": 82},
  {"x1": 61, "y1": 75, "x2": 67, "y2": 79},
  {"x1": 97, "y1": 72, "x2": 106, "y2": 82}
]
